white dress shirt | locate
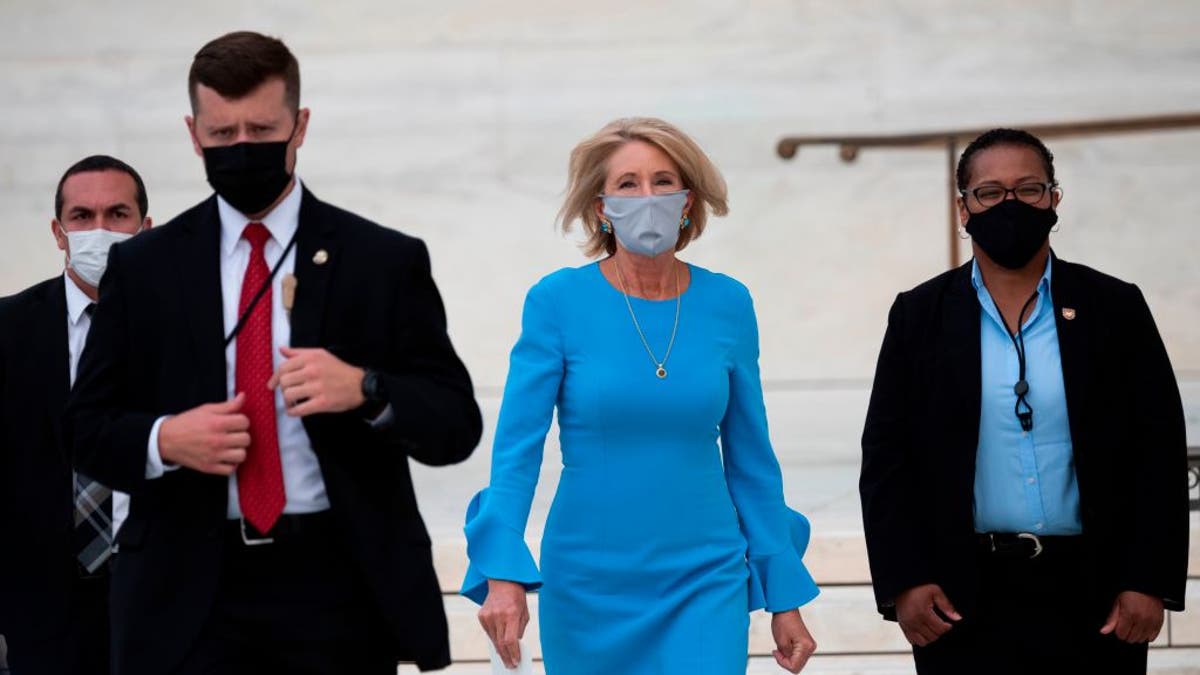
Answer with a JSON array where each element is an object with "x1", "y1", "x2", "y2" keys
[
  {"x1": 64, "y1": 273, "x2": 132, "y2": 535},
  {"x1": 146, "y1": 178, "x2": 331, "y2": 518}
]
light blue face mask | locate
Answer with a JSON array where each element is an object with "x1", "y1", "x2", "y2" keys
[{"x1": 601, "y1": 190, "x2": 689, "y2": 258}]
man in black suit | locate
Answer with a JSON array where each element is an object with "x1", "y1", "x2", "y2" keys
[
  {"x1": 0, "y1": 155, "x2": 151, "y2": 674},
  {"x1": 66, "y1": 31, "x2": 482, "y2": 674},
  {"x1": 860, "y1": 128, "x2": 1188, "y2": 674}
]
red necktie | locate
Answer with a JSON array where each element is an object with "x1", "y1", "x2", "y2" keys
[{"x1": 236, "y1": 222, "x2": 286, "y2": 533}]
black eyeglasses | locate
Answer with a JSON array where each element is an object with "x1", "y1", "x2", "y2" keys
[{"x1": 960, "y1": 182, "x2": 1058, "y2": 209}]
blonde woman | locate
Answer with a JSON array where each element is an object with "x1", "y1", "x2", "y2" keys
[{"x1": 463, "y1": 118, "x2": 819, "y2": 674}]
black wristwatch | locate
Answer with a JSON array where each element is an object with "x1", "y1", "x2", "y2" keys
[{"x1": 360, "y1": 369, "x2": 389, "y2": 419}]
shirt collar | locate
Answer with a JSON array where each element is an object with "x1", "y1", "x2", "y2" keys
[
  {"x1": 971, "y1": 253, "x2": 1053, "y2": 296},
  {"x1": 63, "y1": 272, "x2": 93, "y2": 326},
  {"x1": 218, "y1": 176, "x2": 303, "y2": 256}
]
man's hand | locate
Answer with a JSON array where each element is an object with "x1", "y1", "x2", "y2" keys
[
  {"x1": 1100, "y1": 591, "x2": 1164, "y2": 643},
  {"x1": 896, "y1": 583, "x2": 961, "y2": 647},
  {"x1": 267, "y1": 346, "x2": 365, "y2": 417},
  {"x1": 771, "y1": 609, "x2": 817, "y2": 672},
  {"x1": 478, "y1": 579, "x2": 529, "y2": 669},
  {"x1": 158, "y1": 393, "x2": 250, "y2": 475}
]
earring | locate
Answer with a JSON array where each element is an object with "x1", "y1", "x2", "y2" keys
[
  {"x1": 1051, "y1": 223, "x2": 1060, "y2": 233},
  {"x1": 600, "y1": 219, "x2": 612, "y2": 233},
  {"x1": 958, "y1": 225, "x2": 970, "y2": 240},
  {"x1": 680, "y1": 215, "x2": 691, "y2": 229}
]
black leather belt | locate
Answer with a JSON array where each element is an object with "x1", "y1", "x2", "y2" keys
[
  {"x1": 976, "y1": 532, "x2": 1083, "y2": 559},
  {"x1": 226, "y1": 511, "x2": 333, "y2": 546}
]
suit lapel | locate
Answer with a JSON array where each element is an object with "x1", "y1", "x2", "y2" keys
[
  {"x1": 175, "y1": 198, "x2": 228, "y2": 401},
  {"x1": 289, "y1": 188, "x2": 339, "y2": 349},
  {"x1": 37, "y1": 277, "x2": 71, "y2": 460},
  {"x1": 942, "y1": 261, "x2": 982, "y2": 421},
  {"x1": 1049, "y1": 252, "x2": 1090, "y2": 451}
]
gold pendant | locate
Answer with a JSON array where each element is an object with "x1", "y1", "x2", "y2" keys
[{"x1": 656, "y1": 366, "x2": 667, "y2": 379}]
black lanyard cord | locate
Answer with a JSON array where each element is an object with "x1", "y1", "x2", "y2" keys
[
  {"x1": 1006, "y1": 290, "x2": 1039, "y2": 432},
  {"x1": 223, "y1": 230, "x2": 300, "y2": 349}
]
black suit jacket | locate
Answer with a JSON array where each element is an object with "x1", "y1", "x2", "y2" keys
[
  {"x1": 65, "y1": 189, "x2": 482, "y2": 673},
  {"x1": 0, "y1": 276, "x2": 80, "y2": 647},
  {"x1": 860, "y1": 253, "x2": 1188, "y2": 621}
]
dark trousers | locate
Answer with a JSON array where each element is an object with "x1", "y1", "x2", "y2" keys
[
  {"x1": 174, "y1": 513, "x2": 395, "y2": 675},
  {"x1": 6, "y1": 572, "x2": 110, "y2": 675},
  {"x1": 913, "y1": 539, "x2": 1148, "y2": 675}
]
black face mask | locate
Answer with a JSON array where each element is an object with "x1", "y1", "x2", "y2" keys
[
  {"x1": 202, "y1": 139, "x2": 293, "y2": 216},
  {"x1": 965, "y1": 199, "x2": 1057, "y2": 269}
]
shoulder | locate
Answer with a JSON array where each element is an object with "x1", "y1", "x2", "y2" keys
[
  {"x1": 308, "y1": 194, "x2": 425, "y2": 257},
  {"x1": 0, "y1": 277, "x2": 60, "y2": 341},
  {"x1": 691, "y1": 265, "x2": 754, "y2": 307},
  {"x1": 0, "y1": 277, "x2": 60, "y2": 318},
  {"x1": 1053, "y1": 256, "x2": 1139, "y2": 297},
  {"x1": 523, "y1": 265, "x2": 592, "y2": 306},
  {"x1": 897, "y1": 264, "x2": 967, "y2": 305},
  {"x1": 117, "y1": 197, "x2": 215, "y2": 261}
]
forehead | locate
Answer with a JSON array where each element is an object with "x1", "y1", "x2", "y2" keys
[
  {"x1": 967, "y1": 143, "x2": 1048, "y2": 184},
  {"x1": 60, "y1": 170, "x2": 139, "y2": 207},
  {"x1": 606, "y1": 139, "x2": 679, "y2": 177},
  {"x1": 193, "y1": 78, "x2": 290, "y2": 122}
]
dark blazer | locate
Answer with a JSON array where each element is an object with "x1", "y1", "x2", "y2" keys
[
  {"x1": 860, "y1": 253, "x2": 1188, "y2": 622},
  {"x1": 0, "y1": 276, "x2": 80, "y2": 651},
  {"x1": 65, "y1": 189, "x2": 483, "y2": 673}
]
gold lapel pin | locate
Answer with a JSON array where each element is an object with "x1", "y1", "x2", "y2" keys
[
  {"x1": 281, "y1": 274, "x2": 297, "y2": 315},
  {"x1": 313, "y1": 249, "x2": 329, "y2": 265},
  {"x1": 1062, "y1": 307, "x2": 1076, "y2": 320}
]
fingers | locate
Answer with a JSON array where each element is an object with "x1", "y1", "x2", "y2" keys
[
  {"x1": 215, "y1": 413, "x2": 250, "y2": 433},
  {"x1": 772, "y1": 649, "x2": 800, "y2": 673},
  {"x1": 1114, "y1": 606, "x2": 1134, "y2": 642},
  {"x1": 282, "y1": 382, "x2": 317, "y2": 408},
  {"x1": 1100, "y1": 600, "x2": 1120, "y2": 635},
  {"x1": 210, "y1": 392, "x2": 246, "y2": 412},
  {"x1": 287, "y1": 396, "x2": 327, "y2": 418},
  {"x1": 932, "y1": 590, "x2": 963, "y2": 622},
  {"x1": 221, "y1": 432, "x2": 251, "y2": 450}
]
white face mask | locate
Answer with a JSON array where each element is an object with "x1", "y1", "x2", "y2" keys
[
  {"x1": 62, "y1": 228, "x2": 136, "y2": 287},
  {"x1": 601, "y1": 190, "x2": 690, "y2": 258}
]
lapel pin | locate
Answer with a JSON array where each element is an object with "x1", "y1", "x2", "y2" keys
[
  {"x1": 313, "y1": 249, "x2": 329, "y2": 265},
  {"x1": 1061, "y1": 307, "x2": 1076, "y2": 320},
  {"x1": 281, "y1": 273, "x2": 297, "y2": 315}
]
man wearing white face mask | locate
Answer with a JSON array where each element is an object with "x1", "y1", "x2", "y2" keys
[{"x1": 0, "y1": 155, "x2": 150, "y2": 675}]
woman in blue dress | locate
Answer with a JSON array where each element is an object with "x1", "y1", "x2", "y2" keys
[{"x1": 463, "y1": 117, "x2": 820, "y2": 674}]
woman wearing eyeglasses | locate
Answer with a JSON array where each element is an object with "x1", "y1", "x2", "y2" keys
[
  {"x1": 462, "y1": 117, "x2": 819, "y2": 674},
  {"x1": 859, "y1": 128, "x2": 1188, "y2": 674}
]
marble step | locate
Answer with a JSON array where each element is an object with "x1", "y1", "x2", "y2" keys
[
  {"x1": 397, "y1": 648, "x2": 1200, "y2": 674},
  {"x1": 432, "y1": 579, "x2": 1200, "y2": 664}
]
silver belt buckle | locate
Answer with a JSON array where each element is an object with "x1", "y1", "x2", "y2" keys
[
  {"x1": 1017, "y1": 532, "x2": 1043, "y2": 559},
  {"x1": 239, "y1": 518, "x2": 275, "y2": 546}
]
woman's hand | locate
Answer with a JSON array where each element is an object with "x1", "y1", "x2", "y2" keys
[
  {"x1": 771, "y1": 609, "x2": 817, "y2": 672},
  {"x1": 478, "y1": 579, "x2": 530, "y2": 669}
]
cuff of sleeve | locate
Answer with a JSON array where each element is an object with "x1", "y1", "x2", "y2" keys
[
  {"x1": 461, "y1": 488, "x2": 542, "y2": 605},
  {"x1": 747, "y1": 508, "x2": 821, "y2": 613},
  {"x1": 145, "y1": 416, "x2": 179, "y2": 478},
  {"x1": 368, "y1": 404, "x2": 395, "y2": 429}
]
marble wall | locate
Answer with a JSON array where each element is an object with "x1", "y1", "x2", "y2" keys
[{"x1": 2, "y1": 0, "x2": 1199, "y2": 392}]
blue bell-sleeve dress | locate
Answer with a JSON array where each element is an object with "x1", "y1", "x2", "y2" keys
[{"x1": 462, "y1": 262, "x2": 819, "y2": 674}]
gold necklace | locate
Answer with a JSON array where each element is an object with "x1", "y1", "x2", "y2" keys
[{"x1": 613, "y1": 259, "x2": 681, "y2": 380}]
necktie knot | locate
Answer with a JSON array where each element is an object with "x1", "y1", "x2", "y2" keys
[{"x1": 243, "y1": 222, "x2": 271, "y2": 252}]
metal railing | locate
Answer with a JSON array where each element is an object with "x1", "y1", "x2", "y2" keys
[
  {"x1": 776, "y1": 112, "x2": 1200, "y2": 268},
  {"x1": 1189, "y1": 447, "x2": 1200, "y2": 512}
]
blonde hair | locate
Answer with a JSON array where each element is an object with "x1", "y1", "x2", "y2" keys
[{"x1": 557, "y1": 117, "x2": 729, "y2": 257}]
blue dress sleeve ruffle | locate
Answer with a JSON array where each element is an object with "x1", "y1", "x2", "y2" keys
[
  {"x1": 746, "y1": 508, "x2": 820, "y2": 612},
  {"x1": 461, "y1": 488, "x2": 544, "y2": 605}
]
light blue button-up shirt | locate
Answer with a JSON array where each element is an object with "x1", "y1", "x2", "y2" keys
[{"x1": 972, "y1": 256, "x2": 1082, "y2": 535}]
